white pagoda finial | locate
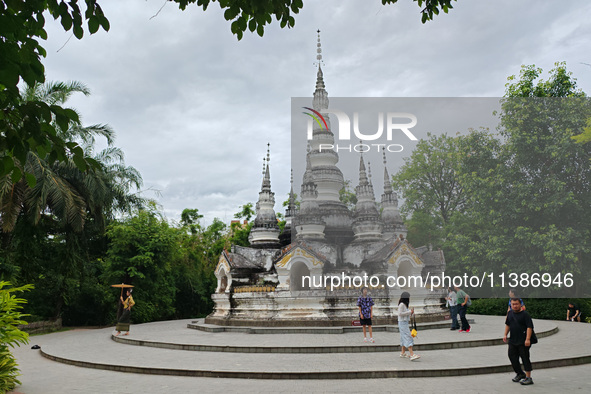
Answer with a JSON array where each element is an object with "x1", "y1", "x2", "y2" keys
[{"x1": 314, "y1": 29, "x2": 324, "y2": 68}]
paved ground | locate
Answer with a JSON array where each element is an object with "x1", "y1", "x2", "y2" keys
[
  {"x1": 8, "y1": 315, "x2": 591, "y2": 393},
  {"x1": 30, "y1": 317, "x2": 585, "y2": 373},
  {"x1": 9, "y1": 349, "x2": 591, "y2": 394}
]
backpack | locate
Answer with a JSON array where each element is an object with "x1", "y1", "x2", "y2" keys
[{"x1": 466, "y1": 294, "x2": 472, "y2": 307}]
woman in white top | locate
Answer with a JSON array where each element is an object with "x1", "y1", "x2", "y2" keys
[{"x1": 398, "y1": 291, "x2": 420, "y2": 361}]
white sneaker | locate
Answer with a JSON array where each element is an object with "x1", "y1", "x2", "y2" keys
[
  {"x1": 364, "y1": 337, "x2": 368, "y2": 343},
  {"x1": 410, "y1": 354, "x2": 421, "y2": 361},
  {"x1": 369, "y1": 338, "x2": 375, "y2": 343},
  {"x1": 399, "y1": 353, "x2": 408, "y2": 358}
]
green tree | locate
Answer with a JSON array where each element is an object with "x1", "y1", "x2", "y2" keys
[
  {"x1": 572, "y1": 118, "x2": 591, "y2": 145},
  {"x1": 392, "y1": 133, "x2": 467, "y2": 225},
  {"x1": 103, "y1": 205, "x2": 180, "y2": 323},
  {"x1": 234, "y1": 202, "x2": 255, "y2": 222},
  {"x1": 393, "y1": 129, "x2": 501, "y2": 250},
  {"x1": 181, "y1": 208, "x2": 204, "y2": 235},
  {"x1": 450, "y1": 63, "x2": 591, "y2": 296}
]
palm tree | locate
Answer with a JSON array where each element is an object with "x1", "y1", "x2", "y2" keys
[{"x1": 0, "y1": 81, "x2": 145, "y2": 232}]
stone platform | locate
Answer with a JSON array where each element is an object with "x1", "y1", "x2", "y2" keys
[
  {"x1": 31, "y1": 315, "x2": 591, "y2": 380},
  {"x1": 187, "y1": 318, "x2": 475, "y2": 334}
]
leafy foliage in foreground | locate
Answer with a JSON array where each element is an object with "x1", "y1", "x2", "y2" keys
[{"x1": 0, "y1": 282, "x2": 33, "y2": 393}]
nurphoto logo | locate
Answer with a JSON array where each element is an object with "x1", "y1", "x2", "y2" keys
[{"x1": 303, "y1": 107, "x2": 418, "y2": 153}]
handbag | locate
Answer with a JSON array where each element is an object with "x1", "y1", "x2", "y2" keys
[
  {"x1": 411, "y1": 315, "x2": 418, "y2": 337},
  {"x1": 466, "y1": 295, "x2": 472, "y2": 307},
  {"x1": 530, "y1": 330, "x2": 538, "y2": 344}
]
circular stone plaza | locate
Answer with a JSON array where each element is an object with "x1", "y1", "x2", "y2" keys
[{"x1": 9, "y1": 315, "x2": 591, "y2": 393}]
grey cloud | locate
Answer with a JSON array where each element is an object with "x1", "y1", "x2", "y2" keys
[{"x1": 37, "y1": 0, "x2": 591, "y2": 226}]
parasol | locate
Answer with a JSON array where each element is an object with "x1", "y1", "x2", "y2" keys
[{"x1": 111, "y1": 283, "x2": 134, "y2": 298}]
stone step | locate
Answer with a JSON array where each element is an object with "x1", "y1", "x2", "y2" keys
[
  {"x1": 36, "y1": 316, "x2": 591, "y2": 379},
  {"x1": 112, "y1": 323, "x2": 557, "y2": 354},
  {"x1": 188, "y1": 318, "x2": 476, "y2": 334}
]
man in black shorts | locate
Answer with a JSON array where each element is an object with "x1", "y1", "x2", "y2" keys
[
  {"x1": 503, "y1": 298, "x2": 535, "y2": 385},
  {"x1": 357, "y1": 287, "x2": 375, "y2": 343},
  {"x1": 567, "y1": 302, "x2": 581, "y2": 322}
]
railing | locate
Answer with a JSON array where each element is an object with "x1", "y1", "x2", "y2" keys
[{"x1": 233, "y1": 286, "x2": 276, "y2": 293}]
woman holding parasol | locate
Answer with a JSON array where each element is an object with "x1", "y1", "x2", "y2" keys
[{"x1": 111, "y1": 283, "x2": 135, "y2": 336}]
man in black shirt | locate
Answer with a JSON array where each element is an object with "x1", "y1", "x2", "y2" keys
[
  {"x1": 503, "y1": 298, "x2": 534, "y2": 385},
  {"x1": 567, "y1": 302, "x2": 581, "y2": 322}
]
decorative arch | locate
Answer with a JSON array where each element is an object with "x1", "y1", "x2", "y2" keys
[
  {"x1": 275, "y1": 246, "x2": 325, "y2": 291},
  {"x1": 290, "y1": 260, "x2": 311, "y2": 291},
  {"x1": 396, "y1": 258, "x2": 415, "y2": 289},
  {"x1": 214, "y1": 255, "x2": 233, "y2": 293},
  {"x1": 385, "y1": 242, "x2": 424, "y2": 290}
]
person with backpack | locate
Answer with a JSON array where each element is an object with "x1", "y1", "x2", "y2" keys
[
  {"x1": 503, "y1": 297, "x2": 536, "y2": 385},
  {"x1": 454, "y1": 285, "x2": 471, "y2": 333},
  {"x1": 506, "y1": 289, "x2": 525, "y2": 314}
]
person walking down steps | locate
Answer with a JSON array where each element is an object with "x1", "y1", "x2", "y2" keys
[{"x1": 504, "y1": 297, "x2": 536, "y2": 385}]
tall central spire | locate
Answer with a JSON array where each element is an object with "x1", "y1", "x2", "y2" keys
[
  {"x1": 302, "y1": 30, "x2": 353, "y2": 243},
  {"x1": 313, "y1": 29, "x2": 328, "y2": 111}
]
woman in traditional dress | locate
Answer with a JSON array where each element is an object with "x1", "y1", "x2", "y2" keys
[
  {"x1": 398, "y1": 291, "x2": 420, "y2": 361},
  {"x1": 115, "y1": 289, "x2": 135, "y2": 336}
]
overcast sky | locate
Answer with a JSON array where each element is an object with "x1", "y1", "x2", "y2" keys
[{"x1": 40, "y1": 0, "x2": 591, "y2": 225}]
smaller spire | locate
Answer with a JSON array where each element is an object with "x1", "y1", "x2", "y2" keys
[
  {"x1": 261, "y1": 143, "x2": 271, "y2": 192},
  {"x1": 383, "y1": 151, "x2": 393, "y2": 194},
  {"x1": 288, "y1": 168, "x2": 295, "y2": 208},
  {"x1": 357, "y1": 141, "x2": 369, "y2": 186},
  {"x1": 249, "y1": 143, "x2": 280, "y2": 249},
  {"x1": 368, "y1": 161, "x2": 372, "y2": 186}
]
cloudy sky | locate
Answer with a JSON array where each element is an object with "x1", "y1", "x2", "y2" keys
[{"x1": 40, "y1": 0, "x2": 591, "y2": 225}]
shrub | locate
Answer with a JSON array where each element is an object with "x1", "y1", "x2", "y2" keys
[
  {"x1": 0, "y1": 282, "x2": 33, "y2": 393},
  {"x1": 469, "y1": 297, "x2": 591, "y2": 321}
]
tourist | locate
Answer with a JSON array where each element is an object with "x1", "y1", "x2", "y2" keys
[
  {"x1": 567, "y1": 302, "x2": 581, "y2": 322},
  {"x1": 503, "y1": 298, "x2": 535, "y2": 385},
  {"x1": 115, "y1": 289, "x2": 135, "y2": 336},
  {"x1": 357, "y1": 286, "x2": 375, "y2": 343},
  {"x1": 506, "y1": 289, "x2": 525, "y2": 314},
  {"x1": 398, "y1": 291, "x2": 420, "y2": 361},
  {"x1": 445, "y1": 287, "x2": 459, "y2": 330},
  {"x1": 454, "y1": 285, "x2": 471, "y2": 333}
]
